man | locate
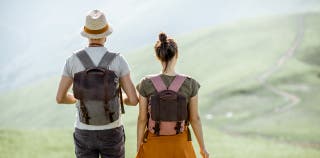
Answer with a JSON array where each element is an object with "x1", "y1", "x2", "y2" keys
[{"x1": 56, "y1": 9, "x2": 138, "y2": 158}]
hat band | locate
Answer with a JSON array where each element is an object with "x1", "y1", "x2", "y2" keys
[{"x1": 84, "y1": 24, "x2": 109, "y2": 34}]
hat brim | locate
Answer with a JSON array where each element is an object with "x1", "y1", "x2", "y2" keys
[{"x1": 81, "y1": 26, "x2": 113, "y2": 39}]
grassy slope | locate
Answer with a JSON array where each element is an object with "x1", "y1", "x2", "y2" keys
[
  {"x1": 0, "y1": 12, "x2": 320, "y2": 157},
  {"x1": 209, "y1": 13, "x2": 320, "y2": 143},
  {"x1": 1, "y1": 127, "x2": 320, "y2": 158},
  {"x1": 0, "y1": 77, "x2": 76, "y2": 128}
]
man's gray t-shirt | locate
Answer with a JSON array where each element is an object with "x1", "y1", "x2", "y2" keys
[{"x1": 62, "y1": 46, "x2": 130, "y2": 130}]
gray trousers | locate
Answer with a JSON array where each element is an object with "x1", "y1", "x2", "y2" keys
[{"x1": 73, "y1": 126, "x2": 125, "y2": 158}]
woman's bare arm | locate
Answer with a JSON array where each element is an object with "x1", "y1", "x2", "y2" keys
[
  {"x1": 189, "y1": 95, "x2": 209, "y2": 158},
  {"x1": 120, "y1": 73, "x2": 138, "y2": 106},
  {"x1": 136, "y1": 95, "x2": 148, "y2": 152},
  {"x1": 56, "y1": 76, "x2": 77, "y2": 104}
]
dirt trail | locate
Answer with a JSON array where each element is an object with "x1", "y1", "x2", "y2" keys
[
  {"x1": 257, "y1": 15, "x2": 305, "y2": 112},
  {"x1": 212, "y1": 16, "x2": 320, "y2": 149}
]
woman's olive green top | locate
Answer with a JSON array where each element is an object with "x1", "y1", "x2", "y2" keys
[{"x1": 136, "y1": 74, "x2": 200, "y2": 104}]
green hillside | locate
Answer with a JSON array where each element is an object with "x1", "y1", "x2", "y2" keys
[{"x1": 1, "y1": 12, "x2": 320, "y2": 157}]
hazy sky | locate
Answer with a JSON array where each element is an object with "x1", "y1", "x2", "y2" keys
[
  {"x1": 1, "y1": 0, "x2": 319, "y2": 51},
  {"x1": 0, "y1": 0, "x2": 319, "y2": 90}
]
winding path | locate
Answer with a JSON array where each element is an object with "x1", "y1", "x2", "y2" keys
[
  {"x1": 257, "y1": 15, "x2": 305, "y2": 112},
  {"x1": 207, "y1": 16, "x2": 320, "y2": 149}
]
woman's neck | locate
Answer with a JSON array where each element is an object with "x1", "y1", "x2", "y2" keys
[{"x1": 161, "y1": 67, "x2": 176, "y2": 76}]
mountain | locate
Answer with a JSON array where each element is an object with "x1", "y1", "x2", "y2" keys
[{"x1": 1, "y1": 12, "x2": 320, "y2": 157}]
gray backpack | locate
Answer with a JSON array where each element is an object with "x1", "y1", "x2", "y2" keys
[{"x1": 73, "y1": 50, "x2": 124, "y2": 125}]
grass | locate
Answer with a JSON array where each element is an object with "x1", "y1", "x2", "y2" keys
[
  {"x1": 207, "y1": 12, "x2": 320, "y2": 144},
  {"x1": 0, "y1": 129, "x2": 74, "y2": 158},
  {"x1": 1, "y1": 12, "x2": 320, "y2": 157},
  {"x1": 1, "y1": 127, "x2": 320, "y2": 158},
  {"x1": 0, "y1": 77, "x2": 76, "y2": 128}
]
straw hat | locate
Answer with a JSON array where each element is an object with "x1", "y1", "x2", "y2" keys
[{"x1": 81, "y1": 10, "x2": 113, "y2": 39}]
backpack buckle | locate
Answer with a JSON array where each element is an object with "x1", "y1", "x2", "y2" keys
[
  {"x1": 153, "y1": 121, "x2": 160, "y2": 136},
  {"x1": 175, "y1": 121, "x2": 182, "y2": 134},
  {"x1": 114, "y1": 77, "x2": 119, "y2": 83}
]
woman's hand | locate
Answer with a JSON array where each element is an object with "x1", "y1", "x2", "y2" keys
[
  {"x1": 189, "y1": 95, "x2": 209, "y2": 157},
  {"x1": 200, "y1": 148, "x2": 210, "y2": 158},
  {"x1": 137, "y1": 143, "x2": 142, "y2": 152},
  {"x1": 137, "y1": 95, "x2": 148, "y2": 153}
]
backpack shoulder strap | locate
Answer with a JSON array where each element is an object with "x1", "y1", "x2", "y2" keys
[
  {"x1": 148, "y1": 75, "x2": 167, "y2": 92},
  {"x1": 76, "y1": 50, "x2": 96, "y2": 69},
  {"x1": 168, "y1": 75, "x2": 187, "y2": 92},
  {"x1": 98, "y1": 51, "x2": 119, "y2": 69}
]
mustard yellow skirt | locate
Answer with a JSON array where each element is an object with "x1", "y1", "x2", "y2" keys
[{"x1": 136, "y1": 129, "x2": 196, "y2": 158}]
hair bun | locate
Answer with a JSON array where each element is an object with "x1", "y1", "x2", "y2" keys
[{"x1": 159, "y1": 32, "x2": 167, "y2": 43}]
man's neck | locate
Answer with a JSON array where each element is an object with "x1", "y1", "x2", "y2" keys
[{"x1": 88, "y1": 43, "x2": 104, "y2": 47}]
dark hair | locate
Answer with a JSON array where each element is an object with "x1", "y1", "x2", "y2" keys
[{"x1": 154, "y1": 32, "x2": 178, "y2": 72}]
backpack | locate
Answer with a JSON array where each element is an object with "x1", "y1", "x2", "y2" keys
[
  {"x1": 147, "y1": 75, "x2": 189, "y2": 136},
  {"x1": 73, "y1": 50, "x2": 124, "y2": 125}
]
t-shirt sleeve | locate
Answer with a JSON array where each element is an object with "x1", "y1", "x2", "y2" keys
[
  {"x1": 190, "y1": 78, "x2": 201, "y2": 97},
  {"x1": 136, "y1": 78, "x2": 148, "y2": 97},
  {"x1": 118, "y1": 55, "x2": 130, "y2": 77},
  {"x1": 62, "y1": 57, "x2": 73, "y2": 78}
]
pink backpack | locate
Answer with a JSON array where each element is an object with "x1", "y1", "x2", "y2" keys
[{"x1": 147, "y1": 75, "x2": 189, "y2": 136}]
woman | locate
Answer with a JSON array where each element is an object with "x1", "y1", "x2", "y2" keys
[{"x1": 136, "y1": 32, "x2": 209, "y2": 158}]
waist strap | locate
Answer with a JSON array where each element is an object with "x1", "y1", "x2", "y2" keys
[{"x1": 143, "y1": 126, "x2": 192, "y2": 142}]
